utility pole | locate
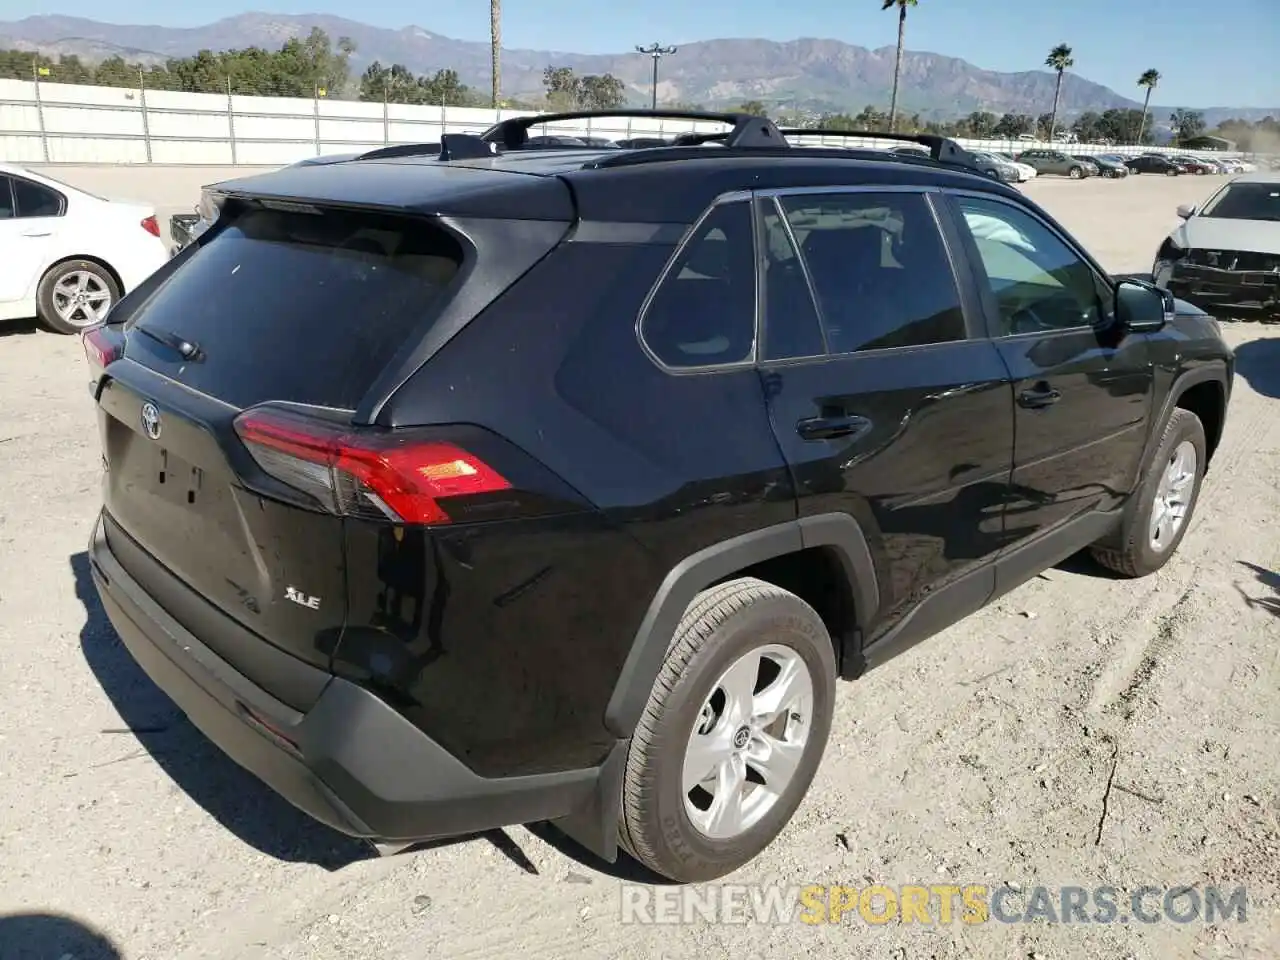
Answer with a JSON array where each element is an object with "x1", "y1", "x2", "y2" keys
[{"x1": 635, "y1": 43, "x2": 677, "y2": 110}]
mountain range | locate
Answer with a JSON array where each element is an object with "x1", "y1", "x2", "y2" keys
[{"x1": 1, "y1": 13, "x2": 1275, "y2": 126}]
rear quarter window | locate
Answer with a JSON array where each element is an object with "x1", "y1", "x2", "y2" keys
[{"x1": 126, "y1": 205, "x2": 464, "y2": 410}]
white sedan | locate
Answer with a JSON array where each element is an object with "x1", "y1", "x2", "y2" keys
[{"x1": 0, "y1": 164, "x2": 168, "y2": 334}]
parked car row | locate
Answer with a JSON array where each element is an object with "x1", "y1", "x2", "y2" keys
[{"x1": 1007, "y1": 149, "x2": 1258, "y2": 179}]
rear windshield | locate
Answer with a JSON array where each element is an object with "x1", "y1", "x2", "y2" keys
[{"x1": 126, "y1": 205, "x2": 464, "y2": 410}]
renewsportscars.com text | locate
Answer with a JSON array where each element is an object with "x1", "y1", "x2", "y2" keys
[{"x1": 620, "y1": 883, "x2": 1249, "y2": 926}]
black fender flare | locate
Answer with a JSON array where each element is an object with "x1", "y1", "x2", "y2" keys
[
  {"x1": 1142, "y1": 361, "x2": 1230, "y2": 472},
  {"x1": 603, "y1": 513, "x2": 879, "y2": 739}
]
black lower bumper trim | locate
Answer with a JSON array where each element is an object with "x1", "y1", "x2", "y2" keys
[
  {"x1": 88, "y1": 513, "x2": 621, "y2": 849},
  {"x1": 1168, "y1": 268, "x2": 1280, "y2": 318}
]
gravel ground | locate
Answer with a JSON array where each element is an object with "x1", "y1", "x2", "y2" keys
[{"x1": 0, "y1": 168, "x2": 1277, "y2": 960}]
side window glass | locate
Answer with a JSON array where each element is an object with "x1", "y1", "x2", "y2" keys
[
  {"x1": 779, "y1": 191, "x2": 966, "y2": 354},
  {"x1": 0, "y1": 177, "x2": 13, "y2": 220},
  {"x1": 13, "y1": 179, "x2": 63, "y2": 218},
  {"x1": 955, "y1": 195, "x2": 1104, "y2": 336},
  {"x1": 641, "y1": 201, "x2": 756, "y2": 369},
  {"x1": 759, "y1": 201, "x2": 825, "y2": 360}
]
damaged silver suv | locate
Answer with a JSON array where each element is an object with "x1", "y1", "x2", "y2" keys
[{"x1": 1153, "y1": 172, "x2": 1280, "y2": 322}]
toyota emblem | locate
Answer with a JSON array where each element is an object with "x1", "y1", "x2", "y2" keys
[{"x1": 140, "y1": 402, "x2": 162, "y2": 440}]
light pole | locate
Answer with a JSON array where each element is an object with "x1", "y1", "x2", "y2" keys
[{"x1": 635, "y1": 42, "x2": 677, "y2": 110}]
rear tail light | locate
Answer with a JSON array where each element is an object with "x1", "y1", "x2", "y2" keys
[
  {"x1": 233, "y1": 406, "x2": 512, "y2": 525},
  {"x1": 141, "y1": 215, "x2": 160, "y2": 238},
  {"x1": 82, "y1": 326, "x2": 123, "y2": 387}
]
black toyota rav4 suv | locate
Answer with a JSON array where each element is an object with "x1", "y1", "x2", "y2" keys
[{"x1": 83, "y1": 110, "x2": 1233, "y2": 884}]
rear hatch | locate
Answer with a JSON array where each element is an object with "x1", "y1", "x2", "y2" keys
[{"x1": 92, "y1": 196, "x2": 493, "y2": 682}]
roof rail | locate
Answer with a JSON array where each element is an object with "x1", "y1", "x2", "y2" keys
[
  {"x1": 481, "y1": 109, "x2": 789, "y2": 151},
  {"x1": 779, "y1": 129, "x2": 976, "y2": 169}
]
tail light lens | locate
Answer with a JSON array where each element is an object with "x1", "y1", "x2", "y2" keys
[
  {"x1": 141, "y1": 215, "x2": 160, "y2": 237},
  {"x1": 233, "y1": 406, "x2": 512, "y2": 525},
  {"x1": 82, "y1": 325, "x2": 123, "y2": 387}
]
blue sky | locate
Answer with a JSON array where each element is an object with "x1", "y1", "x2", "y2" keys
[{"x1": 41, "y1": 0, "x2": 1280, "y2": 108}]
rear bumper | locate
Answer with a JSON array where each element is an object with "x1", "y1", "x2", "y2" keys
[
  {"x1": 1162, "y1": 262, "x2": 1280, "y2": 318},
  {"x1": 88, "y1": 511, "x2": 620, "y2": 846}
]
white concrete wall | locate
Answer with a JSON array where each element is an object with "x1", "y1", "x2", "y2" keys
[{"x1": 0, "y1": 77, "x2": 1242, "y2": 165}]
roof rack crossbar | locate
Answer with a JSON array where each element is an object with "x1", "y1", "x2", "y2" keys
[
  {"x1": 779, "y1": 128, "x2": 975, "y2": 169},
  {"x1": 481, "y1": 109, "x2": 789, "y2": 151}
]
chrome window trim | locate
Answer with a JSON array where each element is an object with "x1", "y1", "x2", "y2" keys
[
  {"x1": 943, "y1": 187, "x2": 1114, "y2": 339},
  {"x1": 754, "y1": 184, "x2": 971, "y2": 364},
  {"x1": 635, "y1": 190, "x2": 758, "y2": 376}
]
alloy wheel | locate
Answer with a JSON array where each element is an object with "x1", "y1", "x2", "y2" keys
[
  {"x1": 52, "y1": 271, "x2": 112, "y2": 328},
  {"x1": 1149, "y1": 440, "x2": 1197, "y2": 552},
  {"x1": 682, "y1": 644, "x2": 813, "y2": 841}
]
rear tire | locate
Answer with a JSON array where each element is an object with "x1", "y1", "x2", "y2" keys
[
  {"x1": 618, "y1": 577, "x2": 837, "y2": 883},
  {"x1": 37, "y1": 259, "x2": 120, "y2": 335},
  {"x1": 1091, "y1": 409, "x2": 1206, "y2": 577}
]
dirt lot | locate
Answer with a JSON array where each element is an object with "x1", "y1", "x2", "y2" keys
[{"x1": 0, "y1": 168, "x2": 1277, "y2": 960}]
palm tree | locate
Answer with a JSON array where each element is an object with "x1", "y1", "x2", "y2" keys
[
  {"x1": 1137, "y1": 68, "x2": 1161, "y2": 144},
  {"x1": 882, "y1": 0, "x2": 918, "y2": 133},
  {"x1": 489, "y1": 0, "x2": 501, "y2": 109},
  {"x1": 1044, "y1": 43, "x2": 1074, "y2": 141}
]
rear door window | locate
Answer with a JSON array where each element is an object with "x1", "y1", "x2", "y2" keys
[
  {"x1": 125, "y1": 205, "x2": 464, "y2": 410},
  {"x1": 13, "y1": 178, "x2": 63, "y2": 218}
]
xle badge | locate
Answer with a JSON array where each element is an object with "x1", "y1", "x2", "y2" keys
[{"x1": 285, "y1": 586, "x2": 321, "y2": 610}]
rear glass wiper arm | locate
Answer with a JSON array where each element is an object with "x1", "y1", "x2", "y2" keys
[{"x1": 134, "y1": 325, "x2": 204, "y2": 362}]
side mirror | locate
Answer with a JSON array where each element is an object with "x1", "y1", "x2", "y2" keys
[
  {"x1": 1176, "y1": 204, "x2": 1195, "y2": 219},
  {"x1": 1115, "y1": 277, "x2": 1173, "y2": 333}
]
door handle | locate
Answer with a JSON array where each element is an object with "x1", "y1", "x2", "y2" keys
[
  {"x1": 1018, "y1": 386, "x2": 1062, "y2": 409},
  {"x1": 21, "y1": 231, "x2": 51, "y2": 238},
  {"x1": 796, "y1": 414, "x2": 871, "y2": 441}
]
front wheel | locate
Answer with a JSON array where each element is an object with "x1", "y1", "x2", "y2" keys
[
  {"x1": 1166, "y1": 167, "x2": 1179, "y2": 176},
  {"x1": 1091, "y1": 408, "x2": 1206, "y2": 577},
  {"x1": 1068, "y1": 166, "x2": 1084, "y2": 179},
  {"x1": 37, "y1": 259, "x2": 121, "y2": 335},
  {"x1": 618, "y1": 577, "x2": 837, "y2": 883}
]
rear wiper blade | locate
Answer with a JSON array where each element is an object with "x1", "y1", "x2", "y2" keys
[{"x1": 134, "y1": 325, "x2": 204, "y2": 362}]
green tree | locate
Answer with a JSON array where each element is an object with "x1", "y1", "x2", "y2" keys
[
  {"x1": 1044, "y1": 43, "x2": 1074, "y2": 141},
  {"x1": 93, "y1": 55, "x2": 138, "y2": 88},
  {"x1": 579, "y1": 74, "x2": 626, "y2": 110},
  {"x1": 1170, "y1": 108, "x2": 1206, "y2": 145},
  {"x1": 882, "y1": 0, "x2": 918, "y2": 133},
  {"x1": 1136, "y1": 68, "x2": 1160, "y2": 144},
  {"x1": 963, "y1": 110, "x2": 997, "y2": 138},
  {"x1": 994, "y1": 112, "x2": 1031, "y2": 138},
  {"x1": 543, "y1": 65, "x2": 580, "y2": 110},
  {"x1": 736, "y1": 99, "x2": 769, "y2": 116},
  {"x1": 1072, "y1": 110, "x2": 1102, "y2": 141},
  {"x1": 853, "y1": 104, "x2": 889, "y2": 130}
]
